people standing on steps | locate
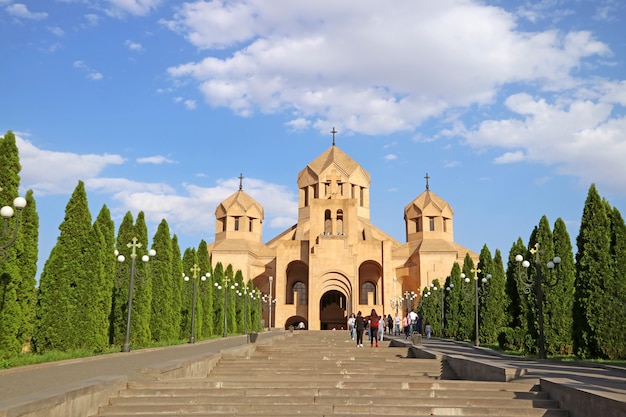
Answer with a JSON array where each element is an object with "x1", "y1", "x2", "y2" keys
[
  {"x1": 378, "y1": 315, "x2": 385, "y2": 342},
  {"x1": 369, "y1": 309, "x2": 379, "y2": 347},
  {"x1": 355, "y1": 311, "x2": 366, "y2": 347},
  {"x1": 394, "y1": 313, "x2": 401, "y2": 336},
  {"x1": 386, "y1": 314, "x2": 393, "y2": 335},
  {"x1": 348, "y1": 313, "x2": 356, "y2": 341},
  {"x1": 425, "y1": 322, "x2": 432, "y2": 339}
]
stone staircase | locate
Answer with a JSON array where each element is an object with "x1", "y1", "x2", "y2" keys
[{"x1": 91, "y1": 331, "x2": 569, "y2": 416}]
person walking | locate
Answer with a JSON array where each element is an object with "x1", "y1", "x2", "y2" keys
[
  {"x1": 348, "y1": 313, "x2": 356, "y2": 341},
  {"x1": 355, "y1": 311, "x2": 366, "y2": 347},
  {"x1": 386, "y1": 314, "x2": 393, "y2": 335},
  {"x1": 378, "y1": 315, "x2": 385, "y2": 342},
  {"x1": 369, "y1": 309, "x2": 379, "y2": 347},
  {"x1": 394, "y1": 313, "x2": 401, "y2": 336},
  {"x1": 425, "y1": 322, "x2": 432, "y2": 339}
]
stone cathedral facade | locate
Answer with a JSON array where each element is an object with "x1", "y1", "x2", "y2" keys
[{"x1": 207, "y1": 141, "x2": 477, "y2": 330}]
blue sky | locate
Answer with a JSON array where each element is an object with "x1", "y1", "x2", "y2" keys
[{"x1": 2, "y1": 0, "x2": 625, "y2": 279}]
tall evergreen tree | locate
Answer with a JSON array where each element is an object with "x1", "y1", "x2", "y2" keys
[
  {"x1": 94, "y1": 205, "x2": 116, "y2": 347},
  {"x1": 150, "y1": 220, "x2": 175, "y2": 342},
  {"x1": 170, "y1": 235, "x2": 183, "y2": 339},
  {"x1": 0, "y1": 131, "x2": 28, "y2": 359},
  {"x1": 131, "y1": 212, "x2": 152, "y2": 347},
  {"x1": 225, "y1": 264, "x2": 236, "y2": 334},
  {"x1": 606, "y1": 206, "x2": 626, "y2": 359},
  {"x1": 197, "y1": 240, "x2": 214, "y2": 338},
  {"x1": 444, "y1": 262, "x2": 463, "y2": 339},
  {"x1": 458, "y1": 253, "x2": 476, "y2": 342},
  {"x1": 112, "y1": 212, "x2": 135, "y2": 346},
  {"x1": 573, "y1": 184, "x2": 611, "y2": 358},
  {"x1": 180, "y1": 248, "x2": 197, "y2": 342},
  {"x1": 33, "y1": 181, "x2": 94, "y2": 352},
  {"x1": 549, "y1": 218, "x2": 575, "y2": 355},
  {"x1": 479, "y1": 246, "x2": 506, "y2": 345},
  {"x1": 212, "y1": 262, "x2": 225, "y2": 336}
]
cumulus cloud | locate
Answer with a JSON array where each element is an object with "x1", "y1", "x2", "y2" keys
[
  {"x1": 463, "y1": 82, "x2": 626, "y2": 193},
  {"x1": 15, "y1": 135, "x2": 125, "y2": 195},
  {"x1": 162, "y1": 0, "x2": 610, "y2": 135},
  {"x1": 6, "y1": 3, "x2": 47, "y2": 20},
  {"x1": 136, "y1": 155, "x2": 176, "y2": 164},
  {"x1": 124, "y1": 39, "x2": 144, "y2": 52},
  {"x1": 104, "y1": 0, "x2": 163, "y2": 17}
]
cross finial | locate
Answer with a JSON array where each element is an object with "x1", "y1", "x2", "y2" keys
[
  {"x1": 331, "y1": 127, "x2": 337, "y2": 146},
  {"x1": 190, "y1": 263, "x2": 201, "y2": 279},
  {"x1": 424, "y1": 172, "x2": 430, "y2": 191},
  {"x1": 127, "y1": 237, "x2": 142, "y2": 258},
  {"x1": 238, "y1": 173, "x2": 244, "y2": 191}
]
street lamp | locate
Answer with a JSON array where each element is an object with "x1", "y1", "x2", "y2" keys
[
  {"x1": 428, "y1": 282, "x2": 454, "y2": 337},
  {"x1": 461, "y1": 269, "x2": 491, "y2": 346},
  {"x1": 214, "y1": 275, "x2": 235, "y2": 337},
  {"x1": 115, "y1": 237, "x2": 156, "y2": 352},
  {"x1": 268, "y1": 276, "x2": 273, "y2": 331},
  {"x1": 390, "y1": 277, "x2": 403, "y2": 317},
  {"x1": 183, "y1": 264, "x2": 209, "y2": 344},
  {"x1": 0, "y1": 190, "x2": 27, "y2": 262},
  {"x1": 515, "y1": 243, "x2": 561, "y2": 359},
  {"x1": 404, "y1": 290, "x2": 417, "y2": 312}
]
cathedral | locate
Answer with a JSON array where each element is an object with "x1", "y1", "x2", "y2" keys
[{"x1": 207, "y1": 136, "x2": 478, "y2": 330}]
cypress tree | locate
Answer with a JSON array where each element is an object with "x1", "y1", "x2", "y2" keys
[
  {"x1": 226, "y1": 264, "x2": 236, "y2": 334},
  {"x1": 33, "y1": 181, "x2": 93, "y2": 352},
  {"x1": 444, "y1": 262, "x2": 463, "y2": 339},
  {"x1": 94, "y1": 205, "x2": 116, "y2": 347},
  {"x1": 573, "y1": 184, "x2": 611, "y2": 358},
  {"x1": 606, "y1": 206, "x2": 626, "y2": 359},
  {"x1": 170, "y1": 235, "x2": 183, "y2": 339},
  {"x1": 479, "y1": 247, "x2": 506, "y2": 345},
  {"x1": 197, "y1": 240, "x2": 213, "y2": 338},
  {"x1": 131, "y1": 212, "x2": 152, "y2": 347},
  {"x1": 458, "y1": 253, "x2": 476, "y2": 342},
  {"x1": 180, "y1": 247, "x2": 196, "y2": 342},
  {"x1": 212, "y1": 262, "x2": 225, "y2": 335},
  {"x1": 0, "y1": 132, "x2": 36, "y2": 359},
  {"x1": 112, "y1": 212, "x2": 135, "y2": 346},
  {"x1": 549, "y1": 218, "x2": 575, "y2": 355},
  {"x1": 233, "y1": 269, "x2": 245, "y2": 333},
  {"x1": 503, "y1": 237, "x2": 529, "y2": 351},
  {"x1": 150, "y1": 220, "x2": 175, "y2": 342}
]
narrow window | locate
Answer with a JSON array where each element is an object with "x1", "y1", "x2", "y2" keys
[
  {"x1": 429, "y1": 217, "x2": 435, "y2": 231},
  {"x1": 234, "y1": 217, "x2": 240, "y2": 231}
]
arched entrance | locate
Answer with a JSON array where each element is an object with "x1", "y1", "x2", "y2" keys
[{"x1": 319, "y1": 290, "x2": 347, "y2": 330}]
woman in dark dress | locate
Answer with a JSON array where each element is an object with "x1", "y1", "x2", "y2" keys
[
  {"x1": 369, "y1": 309, "x2": 379, "y2": 347},
  {"x1": 355, "y1": 311, "x2": 366, "y2": 347}
]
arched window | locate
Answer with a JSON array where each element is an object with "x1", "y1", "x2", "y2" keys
[
  {"x1": 336, "y1": 209, "x2": 344, "y2": 235},
  {"x1": 324, "y1": 209, "x2": 332, "y2": 235},
  {"x1": 360, "y1": 282, "x2": 376, "y2": 304},
  {"x1": 293, "y1": 281, "x2": 307, "y2": 305}
]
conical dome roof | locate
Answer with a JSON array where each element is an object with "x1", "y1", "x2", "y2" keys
[
  {"x1": 216, "y1": 190, "x2": 264, "y2": 219},
  {"x1": 404, "y1": 189, "x2": 453, "y2": 217},
  {"x1": 298, "y1": 145, "x2": 370, "y2": 188}
]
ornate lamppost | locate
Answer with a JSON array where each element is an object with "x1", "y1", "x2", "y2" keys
[
  {"x1": 183, "y1": 264, "x2": 209, "y2": 344},
  {"x1": 115, "y1": 237, "x2": 156, "y2": 352},
  {"x1": 427, "y1": 282, "x2": 454, "y2": 337},
  {"x1": 461, "y1": 269, "x2": 491, "y2": 346},
  {"x1": 390, "y1": 277, "x2": 403, "y2": 318},
  {"x1": 214, "y1": 275, "x2": 236, "y2": 337},
  {"x1": 0, "y1": 189, "x2": 27, "y2": 262},
  {"x1": 268, "y1": 276, "x2": 274, "y2": 331},
  {"x1": 404, "y1": 290, "x2": 417, "y2": 312},
  {"x1": 515, "y1": 243, "x2": 561, "y2": 359}
]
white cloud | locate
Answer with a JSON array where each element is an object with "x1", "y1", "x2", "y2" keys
[
  {"x1": 163, "y1": 1, "x2": 610, "y2": 135},
  {"x1": 124, "y1": 39, "x2": 144, "y2": 52},
  {"x1": 48, "y1": 26, "x2": 65, "y2": 37},
  {"x1": 384, "y1": 154, "x2": 397, "y2": 161},
  {"x1": 136, "y1": 155, "x2": 176, "y2": 164},
  {"x1": 6, "y1": 3, "x2": 47, "y2": 20},
  {"x1": 184, "y1": 99, "x2": 196, "y2": 110},
  {"x1": 104, "y1": 0, "x2": 163, "y2": 17},
  {"x1": 464, "y1": 84, "x2": 626, "y2": 193},
  {"x1": 73, "y1": 60, "x2": 103, "y2": 81},
  {"x1": 15, "y1": 134, "x2": 298, "y2": 242},
  {"x1": 15, "y1": 135, "x2": 125, "y2": 195}
]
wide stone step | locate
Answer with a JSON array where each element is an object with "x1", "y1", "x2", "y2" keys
[
  {"x1": 118, "y1": 386, "x2": 549, "y2": 400},
  {"x1": 92, "y1": 332, "x2": 568, "y2": 417},
  {"x1": 95, "y1": 403, "x2": 568, "y2": 416}
]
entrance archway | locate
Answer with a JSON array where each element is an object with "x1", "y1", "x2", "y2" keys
[{"x1": 319, "y1": 290, "x2": 347, "y2": 330}]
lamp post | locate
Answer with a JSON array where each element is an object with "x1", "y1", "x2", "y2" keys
[
  {"x1": 268, "y1": 276, "x2": 273, "y2": 331},
  {"x1": 255, "y1": 289, "x2": 262, "y2": 332},
  {"x1": 214, "y1": 275, "x2": 234, "y2": 337},
  {"x1": 116, "y1": 237, "x2": 155, "y2": 352},
  {"x1": 428, "y1": 282, "x2": 453, "y2": 337},
  {"x1": 515, "y1": 243, "x2": 561, "y2": 359},
  {"x1": 183, "y1": 264, "x2": 208, "y2": 344},
  {"x1": 0, "y1": 189, "x2": 27, "y2": 262},
  {"x1": 404, "y1": 290, "x2": 417, "y2": 312},
  {"x1": 390, "y1": 277, "x2": 403, "y2": 317},
  {"x1": 461, "y1": 269, "x2": 491, "y2": 346}
]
